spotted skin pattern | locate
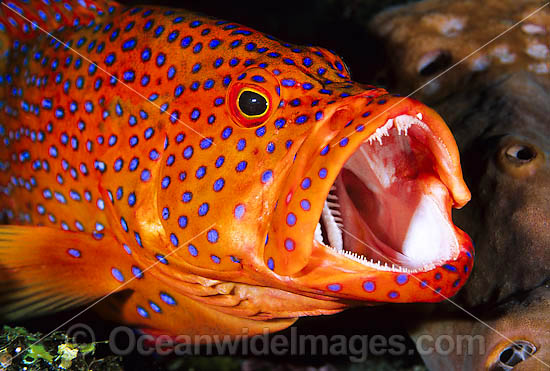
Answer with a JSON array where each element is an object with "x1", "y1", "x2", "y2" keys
[{"x1": 0, "y1": 1, "x2": 473, "y2": 340}]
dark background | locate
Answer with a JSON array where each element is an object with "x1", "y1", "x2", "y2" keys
[{"x1": 120, "y1": 0, "x2": 419, "y2": 84}]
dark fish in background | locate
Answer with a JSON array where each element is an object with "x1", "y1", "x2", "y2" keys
[{"x1": 370, "y1": 0, "x2": 550, "y2": 369}]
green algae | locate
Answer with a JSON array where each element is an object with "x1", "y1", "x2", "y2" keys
[{"x1": 0, "y1": 326, "x2": 122, "y2": 371}]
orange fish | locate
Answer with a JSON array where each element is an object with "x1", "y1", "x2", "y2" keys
[{"x1": 0, "y1": 0, "x2": 473, "y2": 340}]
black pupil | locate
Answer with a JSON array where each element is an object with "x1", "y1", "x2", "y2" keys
[
  {"x1": 517, "y1": 147, "x2": 534, "y2": 161},
  {"x1": 239, "y1": 90, "x2": 268, "y2": 116}
]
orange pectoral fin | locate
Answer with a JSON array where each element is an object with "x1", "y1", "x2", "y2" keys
[
  {"x1": 95, "y1": 271, "x2": 298, "y2": 342},
  {"x1": 0, "y1": 225, "x2": 131, "y2": 320}
]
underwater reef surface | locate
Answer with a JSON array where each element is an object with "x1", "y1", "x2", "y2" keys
[
  {"x1": 0, "y1": 326, "x2": 122, "y2": 371},
  {"x1": 0, "y1": 324, "x2": 429, "y2": 371}
]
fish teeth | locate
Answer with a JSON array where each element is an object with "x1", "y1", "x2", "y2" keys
[
  {"x1": 331, "y1": 240, "x2": 412, "y2": 273},
  {"x1": 326, "y1": 201, "x2": 340, "y2": 208},
  {"x1": 327, "y1": 194, "x2": 339, "y2": 201},
  {"x1": 365, "y1": 114, "x2": 429, "y2": 143},
  {"x1": 321, "y1": 200, "x2": 344, "y2": 253},
  {"x1": 367, "y1": 118, "x2": 393, "y2": 145},
  {"x1": 314, "y1": 222, "x2": 324, "y2": 245}
]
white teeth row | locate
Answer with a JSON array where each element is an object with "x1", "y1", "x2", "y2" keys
[
  {"x1": 322, "y1": 199, "x2": 344, "y2": 252},
  {"x1": 314, "y1": 186, "x2": 344, "y2": 252},
  {"x1": 339, "y1": 249, "x2": 411, "y2": 272},
  {"x1": 314, "y1": 221, "x2": 324, "y2": 244},
  {"x1": 366, "y1": 118, "x2": 393, "y2": 145},
  {"x1": 365, "y1": 113, "x2": 427, "y2": 145},
  {"x1": 327, "y1": 186, "x2": 341, "y2": 222}
]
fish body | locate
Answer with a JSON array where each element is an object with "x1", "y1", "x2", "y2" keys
[{"x1": 0, "y1": 1, "x2": 472, "y2": 340}]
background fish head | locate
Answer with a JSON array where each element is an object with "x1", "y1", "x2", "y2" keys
[
  {"x1": 369, "y1": 0, "x2": 550, "y2": 307},
  {"x1": 446, "y1": 71, "x2": 550, "y2": 307},
  {"x1": 369, "y1": 1, "x2": 550, "y2": 369}
]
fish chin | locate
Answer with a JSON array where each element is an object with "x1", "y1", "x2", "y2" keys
[{"x1": 316, "y1": 114, "x2": 460, "y2": 273}]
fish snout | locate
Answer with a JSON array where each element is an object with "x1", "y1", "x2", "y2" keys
[{"x1": 483, "y1": 285, "x2": 550, "y2": 370}]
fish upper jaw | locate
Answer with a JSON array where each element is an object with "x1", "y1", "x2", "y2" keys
[{"x1": 263, "y1": 93, "x2": 474, "y2": 302}]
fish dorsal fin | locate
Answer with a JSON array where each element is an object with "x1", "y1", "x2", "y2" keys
[
  {"x1": 0, "y1": 0, "x2": 115, "y2": 45},
  {"x1": 0, "y1": 225, "x2": 133, "y2": 320}
]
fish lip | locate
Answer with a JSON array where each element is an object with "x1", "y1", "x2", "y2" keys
[{"x1": 299, "y1": 98, "x2": 471, "y2": 274}]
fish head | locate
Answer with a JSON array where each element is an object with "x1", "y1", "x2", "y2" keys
[
  {"x1": 143, "y1": 19, "x2": 473, "y2": 304},
  {"x1": 435, "y1": 70, "x2": 550, "y2": 307},
  {"x1": 408, "y1": 284, "x2": 549, "y2": 371}
]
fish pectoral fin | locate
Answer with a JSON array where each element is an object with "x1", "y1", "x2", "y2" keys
[
  {"x1": 0, "y1": 225, "x2": 129, "y2": 320},
  {"x1": 95, "y1": 273, "x2": 298, "y2": 340}
]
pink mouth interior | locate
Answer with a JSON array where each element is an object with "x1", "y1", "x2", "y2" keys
[{"x1": 322, "y1": 124, "x2": 458, "y2": 271}]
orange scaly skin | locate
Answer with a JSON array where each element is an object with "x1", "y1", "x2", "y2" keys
[{"x1": 0, "y1": 1, "x2": 473, "y2": 340}]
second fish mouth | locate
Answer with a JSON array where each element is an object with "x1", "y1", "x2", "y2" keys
[{"x1": 315, "y1": 114, "x2": 459, "y2": 273}]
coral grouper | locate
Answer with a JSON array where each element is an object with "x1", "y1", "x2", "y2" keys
[{"x1": 0, "y1": 1, "x2": 472, "y2": 341}]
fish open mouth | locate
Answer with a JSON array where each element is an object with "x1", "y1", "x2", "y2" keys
[{"x1": 315, "y1": 114, "x2": 460, "y2": 273}]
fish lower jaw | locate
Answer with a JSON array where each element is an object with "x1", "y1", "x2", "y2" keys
[
  {"x1": 313, "y1": 195, "x2": 456, "y2": 274},
  {"x1": 313, "y1": 114, "x2": 460, "y2": 274},
  {"x1": 314, "y1": 233, "x2": 418, "y2": 273}
]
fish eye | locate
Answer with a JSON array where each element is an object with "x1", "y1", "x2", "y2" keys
[
  {"x1": 505, "y1": 144, "x2": 537, "y2": 163},
  {"x1": 237, "y1": 89, "x2": 269, "y2": 118},
  {"x1": 228, "y1": 82, "x2": 274, "y2": 128},
  {"x1": 227, "y1": 70, "x2": 279, "y2": 128},
  {"x1": 496, "y1": 138, "x2": 544, "y2": 178}
]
